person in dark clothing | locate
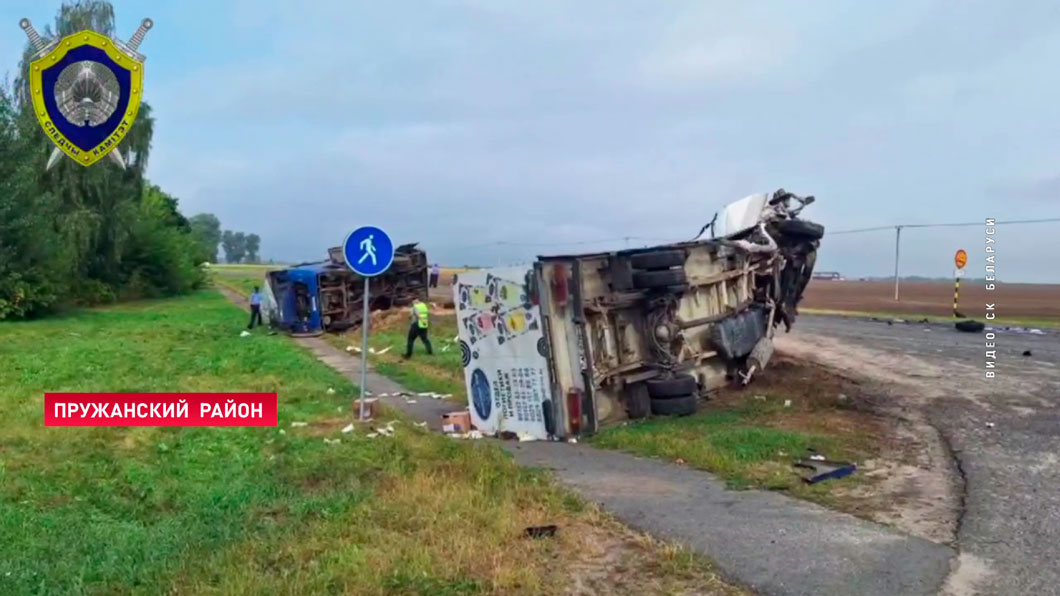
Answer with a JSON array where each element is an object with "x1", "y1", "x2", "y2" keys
[
  {"x1": 403, "y1": 298, "x2": 432, "y2": 358},
  {"x1": 247, "y1": 286, "x2": 263, "y2": 329}
]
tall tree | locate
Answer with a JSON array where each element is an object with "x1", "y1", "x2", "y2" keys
[
  {"x1": 188, "y1": 214, "x2": 222, "y2": 263},
  {"x1": 221, "y1": 230, "x2": 248, "y2": 264},
  {"x1": 0, "y1": 1, "x2": 204, "y2": 317},
  {"x1": 244, "y1": 234, "x2": 261, "y2": 263}
]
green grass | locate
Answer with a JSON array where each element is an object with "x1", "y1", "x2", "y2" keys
[
  {"x1": 591, "y1": 396, "x2": 871, "y2": 503},
  {"x1": 0, "y1": 291, "x2": 738, "y2": 595},
  {"x1": 801, "y1": 307, "x2": 1060, "y2": 328},
  {"x1": 208, "y1": 266, "x2": 275, "y2": 298}
]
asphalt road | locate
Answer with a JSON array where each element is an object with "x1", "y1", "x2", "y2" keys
[{"x1": 789, "y1": 315, "x2": 1060, "y2": 595}]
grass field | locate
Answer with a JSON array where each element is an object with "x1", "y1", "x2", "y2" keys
[{"x1": 0, "y1": 291, "x2": 740, "y2": 595}]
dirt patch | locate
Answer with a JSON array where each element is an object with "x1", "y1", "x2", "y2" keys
[
  {"x1": 718, "y1": 357, "x2": 958, "y2": 544},
  {"x1": 774, "y1": 338, "x2": 962, "y2": 545}
]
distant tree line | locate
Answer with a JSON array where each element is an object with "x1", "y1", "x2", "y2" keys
[
  {"x1": 185, "y1": 214, "x2": 262, "y2": 264},
  {"x1": 0, "y1": 1, "x2": 207, "y2": 319}
]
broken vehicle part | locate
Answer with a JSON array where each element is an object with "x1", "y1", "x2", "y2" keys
[{"x1": 794, "y1": 459, "x2": 857, "y2": 484}]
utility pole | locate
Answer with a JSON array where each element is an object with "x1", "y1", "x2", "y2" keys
[{"x1": 893, "y1": 225, "x2": 902, "y2": 301}]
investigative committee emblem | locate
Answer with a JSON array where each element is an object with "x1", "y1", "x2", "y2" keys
[{"x1": 19, "y1": 17, "x2": 153, "y2": 169}]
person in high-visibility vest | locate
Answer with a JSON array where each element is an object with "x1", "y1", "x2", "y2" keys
[{"x1": 403, "y1": 298, "x2": 433, "y2": 358}]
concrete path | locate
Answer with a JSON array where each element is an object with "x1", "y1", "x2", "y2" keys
[{"x1": 218, "y1": 289, "x2": 954, "y2": 595}]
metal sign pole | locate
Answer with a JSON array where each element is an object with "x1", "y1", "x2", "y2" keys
[{"x1": 358, "y1": 277, "x2": 370, "y2": 420}]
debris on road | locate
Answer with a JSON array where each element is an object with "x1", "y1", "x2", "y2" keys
[
  {"x1": 986, "y1": 422, "x2": 996, "y2": 429},
  {"x1": 794, "y1": 458, "x2": 857, "y2": 484},
  {"x1": 326, "y1": 387, "x2": 336, "y2": 395},
  {"x1": 517, "y1": 432, "x2": 538, "y2": 442},
  {"x1": 323, "y1": 438, "x2": 341, "y2": 445},
  {"x1": 524, "y1": 525, "x2": 558, "y2": 539},
  {"x1": 290, "y1": 421, "x2": 308, "y2": 428},
  {"x1": 414, "y1": 421, "x2": 428, "y2": 428},
  {"x1": 1023, "y1": 350, "x2": 1033, "y2": 357},
  {"x1": 376, "y1": 346, "x2": 392, "y2": 355},
  {"x1": 352, "y1": 398, "x2": 378, "y2": 419},
  {"x1": 341, "y1": 423, "x2": 355, "y2": 434},
  {"x1": 345, "y1": 345, "x2": 358, "y2": 353},
  {"x1": 1029, "y1": 328, "x2": 1045, "y2": 335},
  {"x1": 239, "y1": 330, "x2": 251, "y2": 337},
  {"x1": 783, "y1": 399, "x2": 792, "y2": 408}
]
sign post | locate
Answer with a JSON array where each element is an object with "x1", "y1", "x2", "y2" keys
[
  {"x1": 953, "y1": 249, "x2": 968, "y2": 317},
  {"x1": 342, "y1": 226, "x2": 395, "y2": 420}
]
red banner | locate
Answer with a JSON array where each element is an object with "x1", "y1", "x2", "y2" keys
[{"x1": 44, "y1": 393, "x2": 278, "y2": 427}]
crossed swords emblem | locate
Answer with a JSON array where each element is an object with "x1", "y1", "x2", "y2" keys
[{"x1": 20, "y1": 17, "x2": 153, "y2": 170}]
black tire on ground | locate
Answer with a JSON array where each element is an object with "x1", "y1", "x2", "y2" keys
[
  {"x1": 650, "y1": 394, "x2": 698, "y2": 416},
  {"x1": 624, "y1": 383, "x2": 651, "y2": 419},
  {"x1": 630, "y1": 250, "x2": 686, "y2": 270},
  {"x1": 646, "y1": 375, "x2": 697, "y2": 398},
  {"x1": 632, "y1": 268, "x2": 686, "y2": 289},
  {"x1": 955, "y1": 319, "x2": 985, "y2": 333},
  {"x1": 777, "y1": 219, "x2": 825, "y2": 240}
]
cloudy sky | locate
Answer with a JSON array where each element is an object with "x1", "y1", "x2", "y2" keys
[{"x1": 4, "y1": 1, "x2": 1059, "y2": 281}]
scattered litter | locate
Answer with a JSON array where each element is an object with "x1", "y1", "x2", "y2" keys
[
  {"x1": 675, "y1": 458, "x2": 686, "y2": 465},
  {"x1": 753, "y1": 395, "x2": 767, "y2": 402},
  {"x1": 368, "y1": 347, "x2": 377, "y2": 354},
  {"x1": 441, "y1": 411, "x2": 473, "y2": 434},
  {"x1": 323, "y1": 438, "x2": 341, "y2": 445},
  {"x1": 836, "y1": 393, "x2": 849, "y2": 405},
  {"x1": 1023, "y1": 350, "x2": 1033, "y2": 357},
  {"x1": 778, "y1": 451, "x2": 788, "y2": 457},
  {"x1": 886, "y1": 320, "x2": 893, "y2": 326},
  {"x1": 986, "y1": 422, "x2": 996, "y2": 429},
  {"x1": 414, "y1": 421, "x2": 428, "y2": 428},
  {"x1": 376, "y1": 346, "x2": 392, "y2": 355},
  {"x1": 407, "y1": 400, "x2": 418, "y2": 404},
  {"x1": 918, "y1": 318, "x2": 930, "y2": 324},
  {"x1": 366, "y1": 432, "x2": 379, "y2": 438},
  {"x1": 498, "y1": 431, "x2": 519, "y2": 441},
  {"x1": 809, "y1": 454, "x2": 826, "y2": 461},
  {"x1": 794, "y1": 459, "x2": 857, "y2": 484},
  {"x1": 524, "y1": 525, "x2": 558, "y2": 539},
  {"x1": 336, "y1": 407, "x2": 343, "y2": 413},
  {"x1": 239, "y1": 330, "x2": 252, "y2": 337},
  {"x1": 1029, "y1": 328, "x2": 1045, "y2": 335},
  {"x1": 567, "y1": 438, "x2": 578, "y2": 444},
  {"x1": 441, "y1": 345, "x2": 451, "y2": 352},
  {"x1": 290, "y1": 421, "x2": 308, "y2": 428},
  {"x1": 893, "y1": 318, "x2": 906, "y2": 324},
  {"x1": 278, "y1": 429, "x2": 286, "y2": 435},
  {"x1": 345, "y1": 346, "x2": 356, "y2": 352},
  {"x1": 341, "y1": 423, "x2": 355, "y2": 434},
  {"x1": 326, "y1": 388, "x2": 336, "y2": 395},
  {"x1": 783, "y1": 399, "x2": 792, "y2": 408},
  {"x1": 517, "y1": 432, "x2": 538, "y2": 442},
  {"x1": 468, "y1": 430, "x2": 483, "y2": 439},
  {"x1": 923, "y1": 328, "x2": 931, "y2": 332},
  {"x1": 453, "y1": 335, "x2": 459, "y2": 342},
  {"x1": 379, "y1": 393, "x2": 389, "y2": 398},
  {"x1": 365, "y1": 391, "x2": 373, "y2": 397}
]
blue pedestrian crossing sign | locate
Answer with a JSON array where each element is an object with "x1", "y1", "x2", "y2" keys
[{"x1": 342, "y1": 226, "x2": 395, "y2": 277}]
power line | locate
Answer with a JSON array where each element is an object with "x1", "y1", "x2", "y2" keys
[{"x1": 832, "y1": 217, "x2": 1060, "y2": 235}]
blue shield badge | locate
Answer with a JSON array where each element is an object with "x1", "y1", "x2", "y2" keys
[{"x1": 21, "y1": 18, "x2": 152, "y2": 168}]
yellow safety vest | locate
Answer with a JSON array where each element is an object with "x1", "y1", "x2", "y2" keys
[{"x1": 413, "y1": 302, "x2": 429, "y2": 329}]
